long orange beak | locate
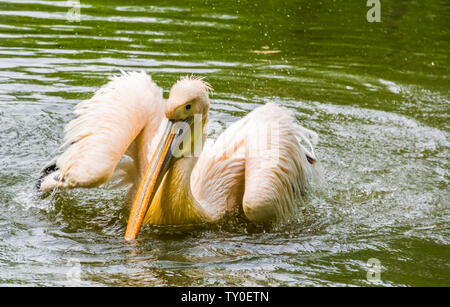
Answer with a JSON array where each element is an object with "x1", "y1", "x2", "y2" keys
[{"x1": 124, "y1": 118, "x2": 190, "y2": 241}]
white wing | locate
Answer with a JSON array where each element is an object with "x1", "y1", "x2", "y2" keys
[
  {"x1": 191, "y1": 103, "x2": 321, "y2": 222},
  {"x1": 38, "y1": 71, "x2": 165, "y2": 192}
]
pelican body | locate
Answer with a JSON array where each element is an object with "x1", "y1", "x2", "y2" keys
[{"x1": 38, "y1": 72, "x2": 320, "y2": 240}]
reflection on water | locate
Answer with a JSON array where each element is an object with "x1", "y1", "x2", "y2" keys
[{"x1": 0, "y1": 0, "x2": 448, "y2": 286}]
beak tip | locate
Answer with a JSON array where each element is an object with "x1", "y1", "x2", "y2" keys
[
  {"x1": 124, "y1": 227, "x2": 139, "y2": 242},
  {"x1": 123, "y1": 237, "x2": 133, "y2": 243}
]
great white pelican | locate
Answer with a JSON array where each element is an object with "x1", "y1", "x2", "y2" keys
[{"x1": 38, "y1": 71, "x2": 320, "y2": 241}]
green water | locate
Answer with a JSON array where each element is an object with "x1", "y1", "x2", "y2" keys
[{"x1": 0, "y1": 0, "x2": 448, "y2": 286}]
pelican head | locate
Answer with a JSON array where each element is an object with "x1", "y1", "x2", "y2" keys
[
  {"x1": 165, "y1": 76, "x2": 211, "y2": 120},
  {"x1": 124, "y1": 76, "x2": 211, "y2": 241}
]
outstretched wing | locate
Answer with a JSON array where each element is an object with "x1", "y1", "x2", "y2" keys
[
  {"x1": 38, "y1": 71, "x2": 165, "y2": 192},
  {"x1": 191, "y1": 103, "x2": 320, "y2": 222}
]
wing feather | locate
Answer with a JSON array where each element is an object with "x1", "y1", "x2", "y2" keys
[
  {"x1": 191, "y1": 103, "x2": 321, "y2": 222},
  {"x1": 39, "y1": 71, "x2": 164, "y2": 192}
]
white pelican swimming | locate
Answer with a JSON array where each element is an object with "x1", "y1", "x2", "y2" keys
[{"x1": 38, "y1": 71, "x2": 320, "y2": 241}]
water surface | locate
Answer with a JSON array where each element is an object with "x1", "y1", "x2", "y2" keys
[{"x1": 0, "y1": 0, "x2": 448, "y2": 286}]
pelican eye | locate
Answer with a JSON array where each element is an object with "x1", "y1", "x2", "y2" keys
[{"x1": 185, "y1": 104, "x2": 191, "y2": 110}]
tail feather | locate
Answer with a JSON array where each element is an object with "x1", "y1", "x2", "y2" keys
[{"x1": 36, "y1": 158, "x2": 59, "y2": 190}]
